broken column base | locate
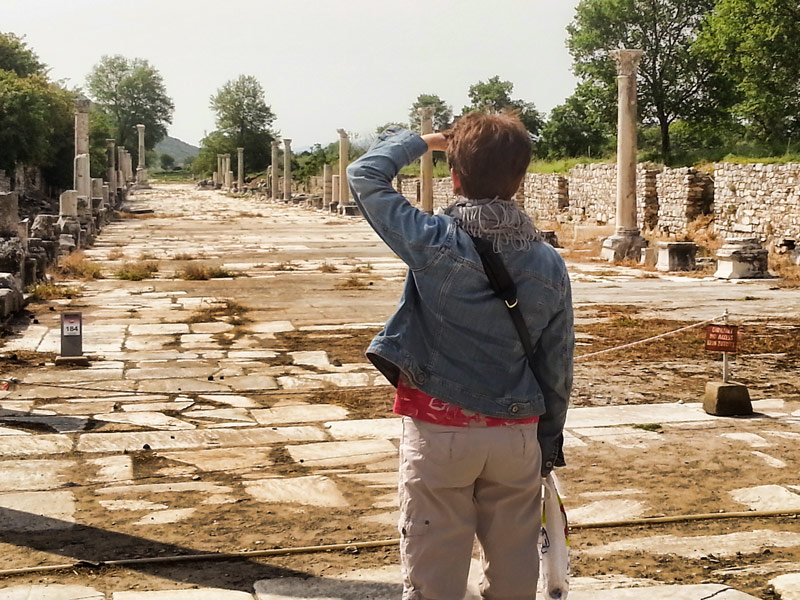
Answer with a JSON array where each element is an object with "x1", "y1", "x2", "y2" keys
[
  {"x1": 601, "y1": 231, "x2": 648, "y2": 262},
  {"x1": 703, "y1": 381, "x2": 753, "y2": 416},
  {"x1": 657, "y1": 241, "x2": 697, "y2": 272},
  {"x1": 715, "y1": 238, "x2": 769, "y2": 279},
  {"x1": 339, "y1": 203, "x2": 360, "y2": 216},
  {"x1": 55, "y1": 355, "x2": 90, "y2": 367}
]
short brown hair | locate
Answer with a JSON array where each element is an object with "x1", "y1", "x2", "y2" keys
[{"x1": 445, "y1": 111, "x2": 532, "y2": 200}]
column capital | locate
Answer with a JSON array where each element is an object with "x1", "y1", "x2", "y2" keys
[
  {"x1": 283, "y1": 139, "x2": 292, "y2": 147},
  {"x1": 417, "y1": 106, "x2": 435, "y2": 118},
  {"x1": 136, "y1": 123, "x2": 146, "y2": 132},
  {"x1": 74, "y1": 95, "x2": 91, "y2": 114},
  {"x1": 106, "y1": 139, "x2": 116, "y2": 147},
  {"x1": 237, "y1": 147, "x2": 244, "y2": 152},
  {"x1": 271, "y1": 140, "x2": 279, "y2": 148},
  {"x1": 336, "y1": 128, "x2": 348, "y2": 139},
  {"x1": 611, "y1": 49, "x2": 644, "y2": 77}
]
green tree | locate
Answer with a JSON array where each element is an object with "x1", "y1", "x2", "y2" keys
[
  {"x1": 160, "y1": 153, "x2": 175, "y2": 170},
  {"x1": 0, "y1": 32, "x2": 75, "y2": 187},
  {"x1": 86, "y1": 55, "x2": 174, "y2": 162},
  {"x1": 408, "y1": 94, "x2": 453, "y2": 132},
  {"x1": 192, "y1": 130, "x2": 235, "y2": 177},
  {"x1": 462, "y1": 76, "x2": 543, "y2": 137},
  {"x1": 209, "y1": 75, "x2": 276, "y2": 173},
  {"x1": 539, "y1": 83, "x2": 612, "y2": 158},
  {"x1": 567, "y1": 0, "x2": 727, "y2": 158},
  {"x1": 696, "y1": 0, "x2": 800, "y2": 148}
]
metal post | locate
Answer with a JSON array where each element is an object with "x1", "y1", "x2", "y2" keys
[{"x1": 723, "y1": 309, "x2": 729, "y2": 383}]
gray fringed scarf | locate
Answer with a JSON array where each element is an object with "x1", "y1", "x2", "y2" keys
[{"x1": 444, "y1": 197, "x2": 541, "y2": 251}]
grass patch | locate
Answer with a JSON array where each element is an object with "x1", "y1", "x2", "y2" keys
[
  {"x1": 528, "y1": 156, "x2": 608, "y2": 174},
  {"x1": 116, "y1": 211, "x2": 156, "y2": 219},
  {"x1": 57, "y1": 252, "x2": 104, "y2": 280},
  {"x1": 335, "y1": 276, "x2": 370, "y2": 289},
  {"x1": 174, "y1": 252, "x2": 203, "y2": 261},
  {"x1": 108, "y1": 249, "x2": 124, "y2": 260},
  {"x1": 150, "y1": 170, "x2": 194, "y2": 183},
  {"x1": 771, "y1": 253, "x2": 800, "y2": 288},
  {"x1": 274, "y1": 261, "x2": 297, "y2": 271},
  {"x1": 320, "y1": 262, "x2": 338, "y2": 273},
  {"x1": 632, "y1": 423, "x2": 663, "y2": 432},
  {"x1": 139, "y1": 252, "x2": 158, "y2": 261},
  {"x1": 115, "y1": 261, "x2": 159, "y2": 281},
  {"x1": 178, "y1": 263, "x2": 235, "y2": 280},
  {"x1": 26, "y1": 283, "x2": 80, "y2": 301},
  {"x1": 186, "y1": 300, "x2": 251, "y2": 324},
  {"x1": 351, "y1": 263, "x2": 373, "y2": 273}
]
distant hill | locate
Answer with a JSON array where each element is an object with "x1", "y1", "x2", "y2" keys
[{"x1": 155, "y1": 136, "x2": 199, "y2": 166}]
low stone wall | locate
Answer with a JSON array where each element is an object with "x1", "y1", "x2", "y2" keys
[
  {"x1": 715, "y1": 162, "x2": 800, "y2": 241},
  {"x1": 656, "y1": 167, "x2": 714, "y2": 236},
  {"x1": 310, "y1": 161, "x2": 800, "y2": 247},
  {"x1": 522, "y1": 173, "x2": 568, "y2": 223}
]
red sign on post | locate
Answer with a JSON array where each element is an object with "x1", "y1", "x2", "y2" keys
[{"x1": 705, "y1": 324, "x2": 739, "y2": 353}]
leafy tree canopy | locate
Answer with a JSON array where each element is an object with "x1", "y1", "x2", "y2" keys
[
  {"x1": 462, "y1": 76, "x2": 544, "y2": 137},
  {"x1": 408, "y1": 94, "x2": 453, "y2": 132},
  {"x1": 0, "y1": 32, "x2": 44, "y2": 77},
  {"x1": 539, "y1": 83, "x2": 613, "y2": 159},
  {"x1": 206, "y1": 75, "x2": 276, "y2": 174},
  {"x1": 696, "y1": 0, "x2": 800, "y2": 147},
  {"x1": 86, "y1": 55, "x2": 174, "y2": 161},
  {"x1": 160, "y1": 153, "x2": 175, "y2": 170},
  {"x1": 0, "y1": 32, "x2": 74, "y2": 185},
  {"x1": 566, "y1": 0, "x2": 725, "y2": 157}
]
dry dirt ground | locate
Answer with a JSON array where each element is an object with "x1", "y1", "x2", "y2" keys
[{"x1": 0, "y1": 184, "x2": 798, "y2": 598}]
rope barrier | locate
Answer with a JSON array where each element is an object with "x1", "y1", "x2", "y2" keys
[
  {"x1": 575, "y1": 314, "x2": 726, "y2": 362},
  {"x1": 0, "y1": 507, "x2": 798, "y2": 577}
]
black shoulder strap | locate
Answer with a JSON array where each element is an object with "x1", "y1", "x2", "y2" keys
[{"x1": 470, "y1": 235, "x2": 537, "y2": 375}]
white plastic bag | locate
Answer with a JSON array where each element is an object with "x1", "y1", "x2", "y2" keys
[{"x1": 539, "y1": 471, "x2": 570, "y2": 599}]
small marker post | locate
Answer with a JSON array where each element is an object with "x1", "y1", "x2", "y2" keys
[
  {"x1": 702, "y1": 310, "x2": 751, "y2": 416},
  {"x1": 55, "y1": 312, "x2": 90, "y2": 366}
]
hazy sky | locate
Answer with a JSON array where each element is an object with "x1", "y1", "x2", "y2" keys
[{"x1": 4, "y1": 0, "x2": 581, "y2": 150}]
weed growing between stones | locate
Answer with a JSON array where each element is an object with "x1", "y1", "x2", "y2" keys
[
  {"x1": 771, "y1": 253, "x2": 800, "y2": 288},
  {"x1": 57, "y1": 251, "x2": 104, "y2": 280},
  {"x1": 274, "y1": 261, "x2": 297, "y2": 271},
  {"x1": 174, "y1": 252, "x2": 203, "y2": 261},
  {"x1": 335, "y1": 276, "x2": 370, "y2": 290},
  {"x1": 26, "y1": 283, "x2": 80, "y2": 301},
  {"x1": 107, "y1": 248, "x2": 124, "y2": 260},
  {"x1": 178, "y1": 264, "x2": 235, "y2": 280},
  {"x1": 320, "y1": 262, "x2": 338, "y2": 273},
  {"x1": 115, "y1": 261, "x2": 159, "y2": 281},
  {"x1": 186, "y1": 300, "x2": 251, "y2": 324}
]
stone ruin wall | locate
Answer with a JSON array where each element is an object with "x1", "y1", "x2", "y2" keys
[
  {"x1": 521, "y1": 173, "x2": 568, "y2": 223},
  {"x1": 311, "y1": 161, "x2": 800, "y2": 247},
  {"x1": 656, "y1": 168, "x2": 714, "y2": 236},
  {"x1": 714, "y1": 162, "x2": 800, "y2": 242}
]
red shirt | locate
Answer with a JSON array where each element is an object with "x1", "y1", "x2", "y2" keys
[{"x1": 394, "y1": 379, "x2": 539, "y2": 427}]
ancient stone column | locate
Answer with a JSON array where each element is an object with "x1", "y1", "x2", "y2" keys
[
  {"x1": 74, "y1": 97, "x2": 91, "y2": 201},
  {"x1": 418, "y1": 107, "x2": 434, "y2": 214},
  {"x1": 59, "y1": 190, "x2": 78, "y2": 218},
  {"x1": 601, "y1": 49, "x2": 647, "y2": 262},
  {"x1": 74, "y1": 154, "x2": 91, "y2": 202},
  {"x1": 237, "y1": 147, "x2": 244, "y2": 191},
  {"x1": 283, "y1": 139, "x2": 292, "y2": 201},
  {"x1": 135, "y1": 124, "x2": 148, "y2": 186},
  {"x1": 271, "y1": 141, "x2": 280, "y2": 201},
  {"x1": 337, "y1": 129, "x2": 350, "y2": 209},
  {"x1": 332, "y1": 174, "x2": 341, "y2": 210},
  {"x1": 323, "y1": 164, "x2": 333, "y2": 207},
  {"x1": 0, "y1": 192, "x2": 19, "y2": 237},
  {"x1": 74, "y1": 96, "x2": 90, "y2": 156},
  {"x1": 106, "y1": 139, "x2": 117, "y2": 199}
]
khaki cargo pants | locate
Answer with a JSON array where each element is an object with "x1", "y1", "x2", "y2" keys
[{"x1": 399, "y1": 417, "x2": 542, "y2": 600}]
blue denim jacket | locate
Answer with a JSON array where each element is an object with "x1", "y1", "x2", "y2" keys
[{"x1": 347, "y1": 128, "x2": 573, "y2": 473}]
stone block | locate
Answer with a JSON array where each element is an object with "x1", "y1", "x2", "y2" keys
[
  {"x1": 657, "y1": 241, "x2": 697, "y2": 272},
  {"x1": 640, "y1": 246, "x2": 657, "y2": 266},
  {"x1": 0, "y1": 191, "x2": 19, "y2": 236},
  {"x1": 715, "y1": 238, "x2": 769, "y2": 279},
  {"x1": 703, "y1": 382, "x2": 752, "y2": 416}
]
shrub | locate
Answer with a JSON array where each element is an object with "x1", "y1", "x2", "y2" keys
[
  {"x1": 115, "y1": 261, "x2": 159, "y2": 281},
  {"x1": 58, "y1": 251, "x2": 104, "y2": 280}
]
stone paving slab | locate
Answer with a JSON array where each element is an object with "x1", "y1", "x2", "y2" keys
[
  {"x1": 76, "y1": 426, "x2": 325, "y2": 453},
  {"x1": 244, "y1": 475, "x2": 348, "y2": 507},
  {"x1": 585, "y1": 529, "x2": 800, "y2": 558},
  {"x1": 565, "y1": 403, "x2": 713, "y2": 428},
  {"x1": 0, "y1": 434, "x2": 73, "y2": 456},
  {"x1": 0, "y1": 585, "x2": 104, "y2": 599},
  {"x1": 287, "y1": 439, "x2": 397, "y2": 467},
  {"x1": 568, "y1": 585, "x2": 759, "y2": 599},
  {"x1": 325, "y1": 418, "x2": 402, "y2": 440},
  {"x1": 0, "y1": 490, "x2": 76, "y2": 531},
  {"x1": 251, "y1": 404, "x2": 349, "y2": 425},
  {"x1": 771, "y1": 573, "x2": 800, "y2": 600},
  {"x1": 114, "y1": 590, "x2": 254, "y2": 599},
  {"x1": 0, "y1": 459, "x2": 73, "y2": 491}
]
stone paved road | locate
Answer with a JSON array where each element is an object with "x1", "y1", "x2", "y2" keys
[{"x1": 0, "y1": 184, "x2": 798, "y2": 598}]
